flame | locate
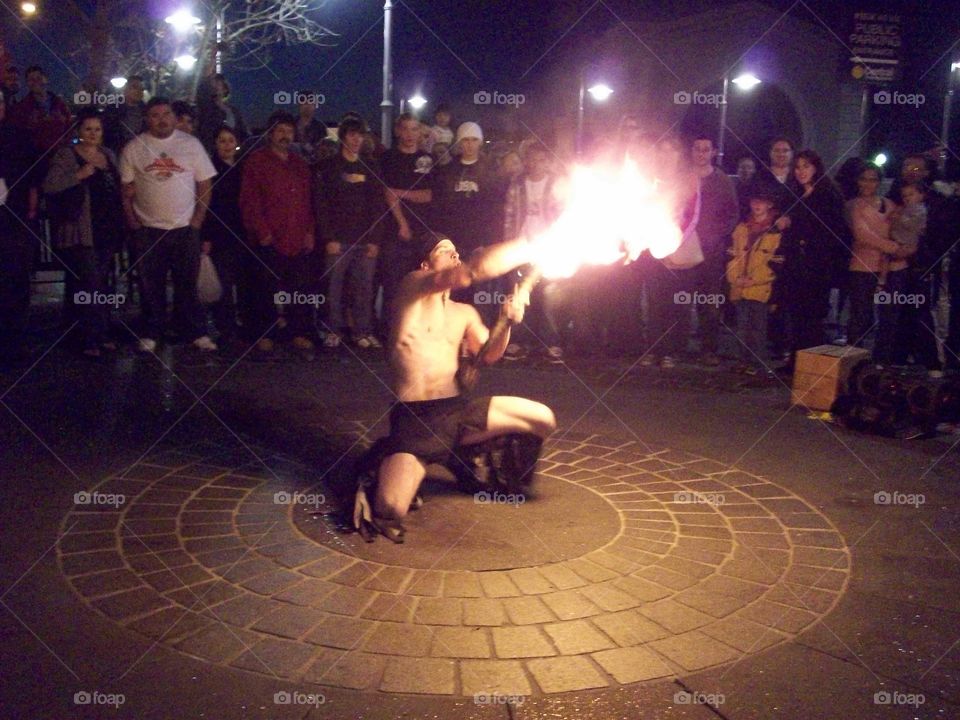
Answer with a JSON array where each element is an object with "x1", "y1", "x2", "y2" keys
[{"x1": 528, "y1": 157, "x2": 682, "y2": 279}]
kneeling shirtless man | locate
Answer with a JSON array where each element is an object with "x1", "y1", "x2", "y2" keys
[{"x1": 356, "y1": 233, "x2": 556, "y2": 542}]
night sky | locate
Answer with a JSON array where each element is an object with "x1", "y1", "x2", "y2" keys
[{"x1": 2, "y1": 0, "x2": 959, "y2": 173}]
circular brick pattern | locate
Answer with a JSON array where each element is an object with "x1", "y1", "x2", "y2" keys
[{"x1": 57, "y1": 436, "x2": 851, "y2": 698}]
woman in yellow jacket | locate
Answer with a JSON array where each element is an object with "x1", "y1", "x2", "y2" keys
[{"x1": 726, "y1": 190, "x2": 784, "y2": 375}]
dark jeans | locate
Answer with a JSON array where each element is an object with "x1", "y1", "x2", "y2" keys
[
  {"x1": 946, "y1": 258, "x2": 960, "y2": 371},
  {"x1": 133, "y1": 226, "x2": 205, "y2": 341},
  {"x1": 687, "y1": 246, "x2": 727, "y2": 355},
  {"x1": 248, "y1": 246, "x2": 315, "y2": 340},
  {"x1": 894, "y1": 269, "x2": 941, "y2": 370},
  {"x1": 325, "y1": 244, "x2": 377, "y2": 335},
  {"x1": 208, "y1": 245, "x2": 246, "y2": 342},
  {"x1": 647, "y1": 261, "x2": 690, "y2": 357},
  {"x1": 0, "y1": 208, "x2": 34, "y2": 354},
  {"x1": 60, "y1": 244, "x2": 113, "y2": 349},
  {"x1": 847, "y1": 270, "x2": 879, "y2": 350},
  {"x1": 736, "y1": 299, "x2": 769, "y2": 367}
]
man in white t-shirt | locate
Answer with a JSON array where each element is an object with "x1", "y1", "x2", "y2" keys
[{"x1": 121, "y1": 97, "x2": 217, "y2": 353}]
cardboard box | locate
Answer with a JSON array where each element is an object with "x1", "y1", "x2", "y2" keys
[{"x1": 791, "y1": 345, "x2": 871, "y2": 411}]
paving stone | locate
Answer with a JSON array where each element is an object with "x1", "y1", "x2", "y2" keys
[
  {"x1": 462, "y1": 598, "x2": 507, "y2": 626},
  {"x1": 765, "y1": 584, "x2": 839, "y2": 614},
  {"x1": 300, "y1": 554, "x2": 355, "y2": 578},
  {"x1": 362, "y1": 566, "x2": 413, "y2": 593},
  {"x1": 175, "y1": 625, "x2": 262, "y2": 663},
  {"x1": 444, "y1": 572, "x2": 484, "y2": 598},
  {"x1": 406, "y1": 570, "x2": 445, "y2": 596},
  {"x1": 303, "y1": 648, "x2": 385, "y2": 689},
  {"x1": 491, "y1": 626, "x2": 556, "y2": 658},
  {"x1": 380, "y1": 657, "x2": 455, "y2": 694},
  {"x1": 430, "y1": 626, "x2": 491, "y2": 658},
  {"x1": 588, "y1": 551, "x2": 641, "y2": 575},
  {"x1": 71, "y1": 569, "x2": 144, "y2": 597},
  {"x1": 543, "y1": 619, "x2": 615, "y2": 654},
  {"x1": 363, "y1": 621, "x2": 433, "y2": 656},
  {"x1": 314, "y1": 585, "x2": 377, "y2": 617},
  {"x1": 700, "y1": 617, "x2": 787, "y2": 653},
  {"x1": 590, "y1": 609, "x2": 671, "y2": 646},
  {"x1": 193, "y1": 547, "x2": 249, "y2": 568},
  {"x1": 124, "y1": 607, "x2": 214, "y2": 643},
  {"x1": 648, "y1": 630, "x2": 741, "y2": 671},
  {"x1": 737, "y1": 599, "x2": 819, "y2": 633},
  {"x1": 166, "y1": 580, "x2": 242, "y2": 609},
  {"x1": 207, "y1": 594, "x2": 278, "y2": 626},
  {"x1": 60, "y1": 532, "x2": 117, "y2": 554},
  {"x1": 578, "y1": 582, "x2": 642, "y2": 611},
  {"x1": 478, "y1": 571, "x2": 521, "y2": 598},
  {"x1": 699, "y1": 573, "x2": 768, "y2": 602},
  {"x1": 564, "y1": 557, "x2": 620, "y2": 582},
  {"x1": 273, "y1": 578, "x2": 337, "y2": 606},
  {"x1": 539, "y1": 564, "x2": 588, "y2": 589},
  {"x1": 240, "y1": 568, "x2": 303, "y2": 595},
  {"x1": 329, "y1": 560, "x2": 382, "y2": 586},
  {"x1": 502, "y1": 596, "x2": 556, "y2": 625},
  {"x1": 413, "y1": 597, "x2": 462, "y2": 626},
  {"x1": 674, "y1": 587, "x2": 751, "y2": 617},
  {"x1": 639, "y1": 600, "x2": 714, "y2": 633},
  {"x1": 304, "y1": 616, "x2": 375, "y2": 649},
  {"x1": 183, "y1": 536, "x2": 246, "y2": 553},
  {"x1": 507, "y1": 567, "x2": 555, "y2": 594},
  {"x1": 791, "y1": 546, "x2": 850, "y2": 569},
  {"x1": 92, "y1": 587, "x2": 170, "y2": 620},
  {"x1": 783, "y1": 565, "x2": 847, "y2": 591},
  {"x1": 612, "y1": 574, "x2": 672, "y2": 601},
  {"x1": 592, "y1": 646, "x2": 675, "y2": 682},
  {"x1": 540, "y1": 589, "x2": 601, "y2": 620},
  {"x1": 459, "y1": 659, "x2": 532, "y2": 696},
  {"x1": 252, "y1": 604, "x2": 327, "y2": 639},
  {"x1": 231, "y1": 636, "x2": 318, "y2": 678},
  {"x1": 527, "y1": 656, "x2": 609, "y2": 693},
  {"x1": 361, "y1": 592, "x2": 417, "y2": 622}
]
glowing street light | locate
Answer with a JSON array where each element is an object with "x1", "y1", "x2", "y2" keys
[
  {"x1": 110, "y1": 77, "x2": 127, "y2": 90},
  {"x1": 174, "y1": 55, "x2": 197, "y2": 71},
  {"x1": 718, "y1": 71, "x2": 762, "y2": 167},
  {"x1": 407, "y1": 94, "x2": 427, "y2": 111},
  {"x1": 587, "y1": 83, "x2": 614, "y2": 102},
  {"x1": 165, "y1": 9, "x2": 202, "y2": 34},
  {"x1": 732, "y1": 73, "x2": 761, "y2": 90},
  {"x1": 873, "y1": 152, "x2": 888, "y2": 167},
  {"x1": 577, "y1": 78, "x2": 614, "y2": 155},
  {"x1": 21, "y1": 2, "x2": 37, "y2": 16}
]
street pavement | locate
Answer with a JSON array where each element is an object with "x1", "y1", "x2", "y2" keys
[{"x1": 1, "y1": 321, "x2": 958, "y2": 719}]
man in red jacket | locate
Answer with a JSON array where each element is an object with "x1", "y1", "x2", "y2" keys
[{"x1": 240, "y1": 111, "x2": 316, "y2": 352}]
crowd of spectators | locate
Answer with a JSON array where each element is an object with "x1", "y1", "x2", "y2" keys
[{"x1": 1, "y1": 62, "x2": 959, "y2": 382}]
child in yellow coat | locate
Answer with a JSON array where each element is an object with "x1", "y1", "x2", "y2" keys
[{"x1": 726, "y1": 189, "x2": 784, "y2": 374}]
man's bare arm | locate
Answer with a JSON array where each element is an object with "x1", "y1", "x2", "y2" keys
[
  {"x1": 391, "y1": 188, "x2": 432, "y2": 204},
  {"x1": 191, "y1": 178, "x2": 212, "y2": 229},
  {"x1": 406, "y1": 237, "x2": 533, "y2": 296}
]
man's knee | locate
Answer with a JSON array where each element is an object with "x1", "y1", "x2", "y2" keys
[
  {"x1": 531, "y1": 403, "x2": 557, "y2": 438},
  {"x1": 375, "y1": 453, "x2": 423, "y2": 519}
]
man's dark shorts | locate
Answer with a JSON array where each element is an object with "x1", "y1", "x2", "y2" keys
[{"x1": 384, "y1": 395, "x2": 492, "y2": 464}]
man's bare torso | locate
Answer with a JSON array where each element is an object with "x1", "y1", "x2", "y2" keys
[{"x1": 389, "y1": 283, "x2": 479, "y2": 402}]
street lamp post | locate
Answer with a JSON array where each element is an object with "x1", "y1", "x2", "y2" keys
[
  {"x1": 576, "y1": 74, "x2": 613, "y2": 156},
  {"x1": 381, "y1": 0, "x2": 394, "y2": 149},
  {"x1": 717, "y1": 72, "x2": 760, "y2": 169},
  {"x1": 940, "y1": 60, "x2": 960, "y2": 175}
]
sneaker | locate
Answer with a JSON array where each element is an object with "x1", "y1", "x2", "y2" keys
[
  {"x1": 701, "y1": 352, "x2": 721, "y2": 367},
  {"x1": 928, "y1": 369, "x2": 944, "y2": 379},
  {"x1": 639, "y1": 354, "x2": 657, "y2": 367},
  {"x1": 545, "y1": 346, "x2": 564, "y2": 363},
  {"x1": 832, "y1": 335, "x2": 848, "y2": 346},
  {"x1": 137, "y1": 338, "x2": 157, "y2": 353},
  {"x1": 192, "y1": 335, "x2": 218, "y2": 352},
  {"x1": 356, "y1": 334, "x2": 382, "y2": 349},
  {"x1": 660, "y1": 355, "x2": 676, "y2": 369},
  {"x1": 292, "y1": 336, "x2": 315, "y2": 351},
  {"x1": 256, "y1": 338, "x2": 275, "y2": 353},
  {"x1": 323, "y1": 332, "x2": 341, "y2": 348}
]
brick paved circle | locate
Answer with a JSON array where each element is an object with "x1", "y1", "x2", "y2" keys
[{"x1": 57, "y1": 435, "x2": 851, "y2": 697}]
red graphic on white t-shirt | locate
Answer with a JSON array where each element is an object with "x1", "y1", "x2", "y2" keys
[{"x1": 144, "y1": 153, "x2": 186, "y2": 180}]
